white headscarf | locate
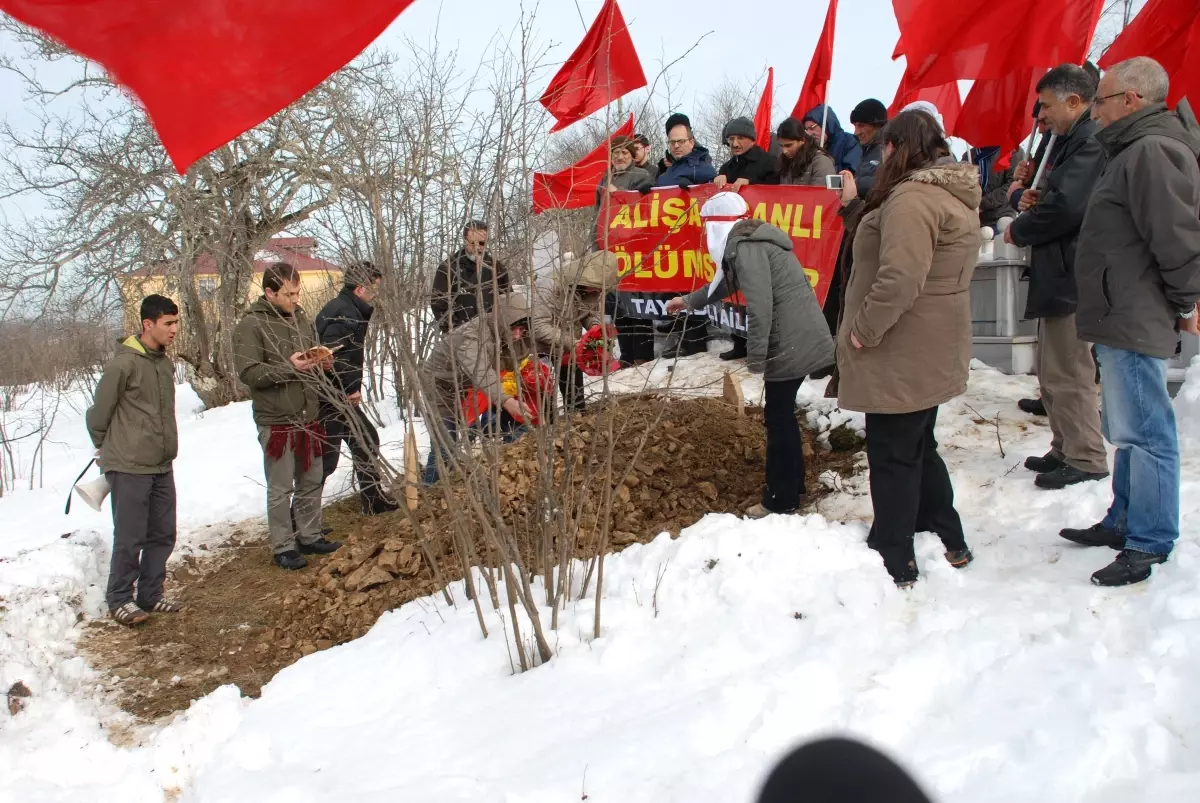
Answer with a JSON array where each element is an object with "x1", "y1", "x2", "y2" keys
[
  {"x1": 700, "y1": 192, "x2": 750, "y2": 301},
  {"x1": 901, "y1": 100, "x2": 945, "y2": 133}
]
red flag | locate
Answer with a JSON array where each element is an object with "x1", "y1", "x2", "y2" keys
[
  {"x1": 791, "y1": 0, "x2": 838, "y2": 119},
  {"x1": 755, "y1": 68, "x2": 775, "y2": 151},
  {"x1": 1099, "y1": 0, "x2": 1200, "y2": 107},
  {"x1": 532, "y1": 116, "x2": 635, "y2": 213},
  {"x1": 889, "y1": 75, "x2": 963, "y2": 133},
  {"x1": 539, "y1": 0, "x2": 647, "y2": 133},
  {"x1": 893, "y1": 0, "x2": 1103, "y2": 89},
  {"x1": 0, "y1": 0, "x2": 416, "y2": 174},
  {"x1": 953, "y1": 69, "x2": 1042, "y2": 165}
]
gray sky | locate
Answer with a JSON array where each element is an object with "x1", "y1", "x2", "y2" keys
[{"x1": 380, "y1": 0, "x2": 908, "y2": 130}]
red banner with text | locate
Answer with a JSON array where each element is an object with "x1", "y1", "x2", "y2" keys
[{"x1": 596, "y1": 185, "x2": 844, "y2": 332}]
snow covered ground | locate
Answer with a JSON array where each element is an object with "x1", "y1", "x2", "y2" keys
[{"x1": 4, "y1": 355, "x2": 1200, "y2": 802}]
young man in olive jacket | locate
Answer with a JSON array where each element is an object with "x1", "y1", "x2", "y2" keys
[
  {"x1": 86, "y1": 294, "x2": 182, "y2": 626},
  {"x1": 1005, "y1": 64, "x2": 1109, "y2": 491},
  {"x1": 234, "y1": 262, "x2": 342, "y2": 570},
  {"x1": 1063, "y1": 58, "x2": 1200, "y2": 586}
]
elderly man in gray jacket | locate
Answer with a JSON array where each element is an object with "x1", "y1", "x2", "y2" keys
[
  {"x1": 1063, "y1": 57, "x2": 1200, "y2": 587},
  {"x1": 667, "y1": 192, "x2": 834, "y2": 518}
]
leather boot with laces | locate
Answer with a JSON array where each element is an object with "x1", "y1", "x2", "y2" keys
[{"x1": 1091, "y1": 550, "x2": 1168, "y2": 587}]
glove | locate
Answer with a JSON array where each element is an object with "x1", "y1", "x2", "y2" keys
[
  {"x1": 638, "y1": 184, "x2": 653, "y2": 195},
  {"x1": 678, "y1": 177, "x2": 693, "y2": 190}
]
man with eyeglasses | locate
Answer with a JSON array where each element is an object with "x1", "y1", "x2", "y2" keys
[
  {"x1": 651, "y1": 119, "x2": 718, "y2": 359},
  {"x1": 1004, "y1": 63, "x2": 1109, "y2": 492},
  {"x1": 655, "y1": 120, "x2": 717, "y2": 188},
  {"x1": 431, "y1": 220, "x2": 509, "y2": 333},
  {"x1": 1062, "y1": 57, "x2": 1200, "y2": 586}
]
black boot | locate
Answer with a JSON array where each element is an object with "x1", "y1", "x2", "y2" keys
[
  {"x1": 1024, "y1": 451, "x2": 1063, "y2": 473},
  {"x1": 297, "y1": 537, "x2": 342, "y2": 555},
  {"x1": 1091, "y1": 550, "x2": 1168, "y2": 587},
  {"x1": 363, "y1": 492, "x2": 400, "y2": 516},
  {"x1": 1035, "y1": 463, "x2": 1109, "y2": 490},
  {"x1": 945, "y1": 548, "x2": 973, "y2": 568},
  {"x1": 1018, "y1": 397, "x2": 1047, "y2": 416},
  {"x1": 273, "y1": 550, "x2": 308, "y2": 570},
  {"x1": 720, "y1": 343, "x2": 747, "y2": 361},
  {"x1": 1060, "y1": 523, "x2": 1124, "y2": 549}
]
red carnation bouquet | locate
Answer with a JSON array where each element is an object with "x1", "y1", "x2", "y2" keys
[{"x1": 569, "y1": 324, "x2": 621, "y2": 376}]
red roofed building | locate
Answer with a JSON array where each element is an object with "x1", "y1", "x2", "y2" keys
[{"x1": 121, "y1": 236, "x2": 344, "y2": 330}]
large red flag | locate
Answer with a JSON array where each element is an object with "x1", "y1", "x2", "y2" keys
[
  {"x1": 953, "y1": 69, "x2": 1042, "y2": 165},
  {"x1": 0, "y1": 0, "x2": 416, "y2": 174},
  {"x1": 791, "y1": 0, "x2": 838, "y2": 119},
  {"x1": 893, "y1": 0, "x2": 1103, "y2": 89},
  {"x1": 755, "y1": 68, "x2": 775, "y2": 151},
  {"x1": 532, "y1": 116, "x2": 635, "y2": 213},
  {"x1": 539, "y1": 0, "x2": 647, "y2": 133},
  {"x1": 1099, "y1": 0, "x2": 1200, "y2": 107},
  {"x1": 889, "y1": 75, "x2": 963, "y2": 133}
]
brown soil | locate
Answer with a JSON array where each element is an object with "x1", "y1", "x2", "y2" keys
[{"x1": 81, "y1": 396, "x2": 861, "y2": 721}]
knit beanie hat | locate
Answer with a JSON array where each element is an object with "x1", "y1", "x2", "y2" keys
[
  {"x1": 721, "y1": 116, "x2": 757, "y2": 141},
  {"x1": 665, "y1": 112, "x2": 691, "y2": 135},
  {"x1": 850, "y1": 98, "x2": 888, "y2": 126}
]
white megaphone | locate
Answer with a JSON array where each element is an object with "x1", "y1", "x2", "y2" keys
[
  {"x1": 74, "y1": 474, "x2": 111, "y2": 512},
  {"x1": 65, "y1": 459, "x2": 110, "y2": 514}
]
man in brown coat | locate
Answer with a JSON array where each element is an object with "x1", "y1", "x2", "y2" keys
[
  {"x1": 421, "y1": 293, "x2": 534, "y2": 483},
  {"x1": 87, "y1": 294, "x2": 181, "y2": 626},
  {"x1": 233, "y1": 262, "x2": 343, "y2": 570},
  {"x1": 531, "y1": 252, "x2": 616, "y2": 413}
]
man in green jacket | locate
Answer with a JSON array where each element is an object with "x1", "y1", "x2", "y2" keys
[
  {"x1": 233, "y1": 262, "x2": 342, "y2": 570},
  {"x1": 86, "y1": 294, "x2": 182, "y2": 626}
]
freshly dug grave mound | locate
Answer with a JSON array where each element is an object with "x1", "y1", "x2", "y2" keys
[{"x1": 82, "y1": 396, "x2": 860, "y2": 720}]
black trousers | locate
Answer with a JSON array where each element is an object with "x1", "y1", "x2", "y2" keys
[
  {"x1": 105, "y1": 470, "x2": 177, "y2": 609},
  {"x1": 320, "y1": 401, "x2": 389, "y2": 509},
  {"x1": 614, "y1": 314, "x2": 655, "y2": 363},
  {"x1": 865, "y1": 406, "x2": 967, "y2": 582},
  {"x1": 557, "y1": 363, "x2": 586, "y2": 412},
  {"x1": 763, "y1": 378, "x2": 806, "y2": 512},
  {"x1": 659, "y1": 315, "x2": 709, "y2": 354}
]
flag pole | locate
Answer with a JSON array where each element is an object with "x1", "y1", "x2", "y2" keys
[
  {"x1": 820, "y1": 100, "x2": 829, "y2": 149},
  {"x1": 1024, "y1": 120, "x2": 1038, "y2": 161}
]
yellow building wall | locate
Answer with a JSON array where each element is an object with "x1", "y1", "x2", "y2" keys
[{"x1": 120, "y1": 270, "x2": 343, "y2": 334}]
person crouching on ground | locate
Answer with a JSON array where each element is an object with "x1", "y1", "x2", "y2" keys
[
  {"x1": 422, "y1": 293, "x2": 535, "y2": 484},
  {"x1": 233, "y1": 262, "x2": 343, "y2": 571},
  {"x1": 836, "y1": 110, "x2": 979, "y2": 588},
  {"x1": 532, "y1": 251, "x2": 619, "y2": 415},
  {"x1": 666, "y1": 192, "x2": 834, "y2": 518},
  {"x1": 87, "y1": 294, "x2": 182, "y2": 626}
]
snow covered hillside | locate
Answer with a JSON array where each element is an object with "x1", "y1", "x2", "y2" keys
[{"x1": 4, "y1": 356, "x2": 1200, "y2": 802}]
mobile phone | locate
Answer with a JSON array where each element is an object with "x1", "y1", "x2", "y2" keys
[{"x1": 825, "y1": 174, "x2": 843, "y2": 191}]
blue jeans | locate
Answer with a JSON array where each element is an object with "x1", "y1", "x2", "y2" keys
[
  {"x1": 422, "y1": 413, "x2": 528, "y2": 485},
  {"x1": 1095, "y1": 344, "x2": 1180, "y2": 555}
]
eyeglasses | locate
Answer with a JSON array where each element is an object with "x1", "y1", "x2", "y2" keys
[
  {"x1": 668, "y1": 138, "x2": 691, "y2": 146},
  {"x1": 1094, "y1": 90, "x2": 1141, "y2": 106},
  {"x1": 803, "y1": 123, "x2": 822, "y2": 133}
]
